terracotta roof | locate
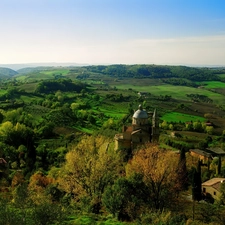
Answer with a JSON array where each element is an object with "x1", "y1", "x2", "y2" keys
[{"x1": 202, "y1": 178, "x2": 225, "y2": 191}]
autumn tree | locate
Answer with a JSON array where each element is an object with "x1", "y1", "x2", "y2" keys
[
  {"x1": 126, "y1": 143, "x2": 180, "y2": 210},
  {"x1": 27, "y1": 171, "x2": 60, "y2": 207},
  {"x1": 59, "y1": 135, "x2": 123, "y2": 213}
]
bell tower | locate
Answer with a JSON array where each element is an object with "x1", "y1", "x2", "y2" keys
[{"x1": 152, "y1": 109, "x2": 159, "y2": 142}]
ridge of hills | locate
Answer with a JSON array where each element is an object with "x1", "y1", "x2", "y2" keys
[{"x1": 0, "y1": 67, "x2": 18, "y2": 78}]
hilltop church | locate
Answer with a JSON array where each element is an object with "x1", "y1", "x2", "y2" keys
[{"x1": 114, "y1": 105, "x2": 159, "y2": 151}]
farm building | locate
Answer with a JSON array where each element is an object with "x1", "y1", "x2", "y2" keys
[
  {"x1": 189, "y1": 149, "x2": 212, "y2": 165},
  {"x1": 202, "y1": 178, "x2": 225, "y2": 201},
  {"x1": 190, "y1": 147, "x2": 225, "y2": 174},
  {"x1": 114, "y1": 105, "x2": 159, "y2": 151}
]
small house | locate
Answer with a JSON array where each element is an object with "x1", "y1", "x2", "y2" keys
[{"x1": 202, "y1": 178, "x2": 225, "y2": 201}]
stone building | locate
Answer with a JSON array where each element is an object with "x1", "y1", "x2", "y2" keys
[
  {"x1": 202, "y1": 178, "x2": 225, "y2": 201},
  {"x1": 114, "y1": 105, "x2": 159, "y2": 151}
]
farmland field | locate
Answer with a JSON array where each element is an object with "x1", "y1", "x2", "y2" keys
[
  {"x1": 199, "y1": 81, "x2": 225, "y2": 89},
  {"x1": 18, "y1": 83, "x2": 37, "y2": 92},
  {"x1": 218, "y1": 73, "x2": 225, "y2": 78},
  {"x1": 41, "y1": 69, "x2": 70, "y2": 76},
  {"x1": 114, "y1": 83, "x2": 224, "y2": 104},
  {"x1": 161, "y1": 112, "x2": 205, "y2": 123}
]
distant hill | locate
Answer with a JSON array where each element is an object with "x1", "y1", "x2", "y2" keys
[
  {"x1": 0, "y1": 67, "x2": 18, "y2": 78},
  {"x1": 17, "y1": 67, "x2": 57, "y2": 74},
  {"x1": 81, "y1": 64, "x2": 225, "y2": 81},
  {"x1": 0, "y1": 62, "x2": 88, "y2": 71}
]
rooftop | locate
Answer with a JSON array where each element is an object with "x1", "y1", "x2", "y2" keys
[{"x1": 202, "y1": 178, "x2": 225, "y2": 191}]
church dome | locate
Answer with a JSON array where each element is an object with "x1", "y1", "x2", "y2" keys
[{"x1": 133, "y1": 105, "x2": 148, "y2": 119}]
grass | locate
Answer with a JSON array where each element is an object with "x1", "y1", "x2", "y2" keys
[
  {"x1": 41, "y1": 69, "x2": 70, "y2": 76},
  {"x1": 75, "y1": 126, "x2": 93, "y2": 134},
  {"x1": 161, "y1": 112, "x2": 205, "y2": 123},
  {"x1": 67, "y1": 215, "x2": 134, "y2": 225},
  {"x1": 18, "y1": 83, "x2": 37, "y2": 93},
  {"x1": 19, "y1": 94, "x2": 43, "y2": 103},
  {"x1": 198, "y1": 81, "x2": 225, "y2": 89},
  {"x1": 98, "y1": 108, "x2": 126, "y2": 119},
  {"x1": 15, "y1": 69, "x2": 70, "y2": 82},
  {"x1": 218, "y1": 73, "x2": 225, "y2": 78},
  {"x1": 115, "y1": 83, "x2": 224, "y2": 104}
]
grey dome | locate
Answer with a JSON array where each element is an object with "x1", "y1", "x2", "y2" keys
[{"x1": 133, "y1": 108, "x2": 148, "y2": 119}]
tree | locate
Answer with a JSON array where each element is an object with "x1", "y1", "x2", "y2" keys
[
  {"x1": 126, "y1": 144, "x2": 180, "y2": 210},
  {"x1": 192, "y1": 160, "x2": 202, "y2": 202},
  {"x1": 168, "y1": 123, "x2": 174, "y2": 130},
  {"x1": 193, "y1": 121, "x2": 203, "y2": 132},
  {"x1": 70, "y1": 102, "x2": 80, "y2": 111},
  {"x1": 102, "y1": 174, "x2": 150, "y2": 221},
  {"x1": 176, "y1": 148, "x2": 189, "y2": 191},
  {"x1": 160, "y1": 120, "x2": 168, "y2": 130},
  {"x1": 59, "y1": 135, "x2": 123, "y2": 213},
  {"x1": 205, "y1": 126, "x2": 214, "y2": 134},
  {"x1": 204, "y1": 113, "x2": 213, "y2": 119},
  {"x1": 4, "y1": 109, "x2": 20, "y2": 125}
]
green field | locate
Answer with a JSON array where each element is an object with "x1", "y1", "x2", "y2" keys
[
  {"x1": 18, "y1": 83, "x2": 37, "y2": 92},
  {"x1": 95, "y1": 106, "x2": 127, "y2": 119},
  {"x1": 15, "y1": 69, "x2": 70, "y2": 82},
  {"x1": 42, "y1": 69, "x2": 70, "y2": 76},
  {"x1": 218, "y1": 73, "x2": 225, "y2": 78},
  {"x1": 199, "y1": 81, "x2": 225, "y2": 88},
  {"x1": 115, "y1": 83, "x2": 224, "y2": 104},
  {"x1": 161, "y1": 112, "x2": 205, "y2": 123}
]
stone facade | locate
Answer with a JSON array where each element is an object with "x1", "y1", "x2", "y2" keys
[{"x1": 202, "y1": 178, "x2": 225, "y2": 201}]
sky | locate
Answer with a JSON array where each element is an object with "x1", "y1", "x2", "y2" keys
[{"x1": 0, "y1": 0, "x2": 225, "y2": 66}]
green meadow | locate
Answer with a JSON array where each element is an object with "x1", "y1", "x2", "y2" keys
[
  {"x1": 218, "y1": 73, "x2": 225, "y2": 78},
  {"x1": 41, "y1": 69, "x2": 70, "y2": 76},
  {"x1": 161, "y1": 112, "x2": 205, "y2": 123},
  {"x1": 199, "y1": 81, "x2": 225, "y2": 89},
  {"x1": 115, "y1": 83, "x2": 224, "y2": 104},
  {"x1": 15, "y1": 69, "x2": 70, "y2": 82},
  {"x1": 94, "y1": 105, "x2": 127, "y2": 119},
  {"x1": 18, "y1": 83, "x2": 37, "y2": 92}
]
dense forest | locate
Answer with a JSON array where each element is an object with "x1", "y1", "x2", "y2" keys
[{"x1": 0, "y1": 64, "x2": 225, "y2": 224}]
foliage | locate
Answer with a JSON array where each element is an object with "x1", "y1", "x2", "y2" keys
[
  {"x1": 84, "y1": 64, "x2": 220, "y2": 81},
  {"x1": 102, "y1": 173, "x2": 150, "y2": 221},
  {"x1": 59, "y1": 135, "x2": 123, "y2": 213},
  {"x1": 126, "y1": 144, "x2": 181, "y2": 210},
  {"x1": 1, "y1": 65, "x2": 225, "y2": 223},
  {"x1": 191, "y1": 161, "x2": 202, "y2": 202},
  {"x1": 35, "y1": 78, "x2": 86, "y2": 94}
]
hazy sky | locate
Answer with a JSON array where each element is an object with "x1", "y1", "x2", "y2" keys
[{"x1": 1, "y1": 0, "x2": 225, "y2": 66}]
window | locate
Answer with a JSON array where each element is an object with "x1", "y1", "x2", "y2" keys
[
  {"x1": 214, "y1": 191, "x2": 216, "y2": 196},
  {"x1": 203, "y1": 188, "x2": 206, "y2": 193}
]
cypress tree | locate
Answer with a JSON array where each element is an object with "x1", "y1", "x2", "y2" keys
[{"x1": 192, "y1": 160, "x2": 202, "y2": 201}]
